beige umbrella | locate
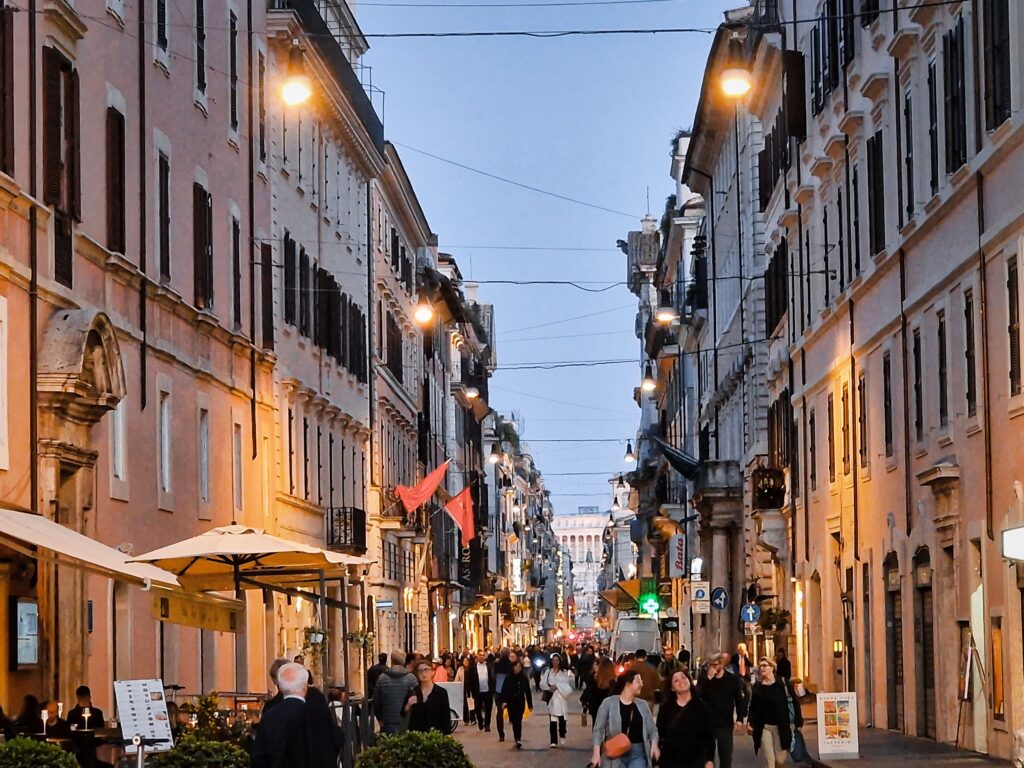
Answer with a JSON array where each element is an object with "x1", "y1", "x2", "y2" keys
[{"x1": 128, "y1": 524, "x2": 369, "y2": 591}]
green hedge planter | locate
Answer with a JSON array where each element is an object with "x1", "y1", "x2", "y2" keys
[{"x1": 356, "y1": 730, "x2": 473, "y2": 768}]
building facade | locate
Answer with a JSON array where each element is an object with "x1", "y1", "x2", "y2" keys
[{"x1": 551, "y1": 507, "x2": 607, "y2": 629}]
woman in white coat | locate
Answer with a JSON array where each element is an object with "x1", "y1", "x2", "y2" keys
[{"x1": 541, "y1": 653, "x2": 574, "y2": 747}]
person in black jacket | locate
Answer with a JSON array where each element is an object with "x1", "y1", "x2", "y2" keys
[
  {"x1": 465, "y1": 650, "x2": 496, "y2": 731},
  {"x1": 492, "y1": 648, "x2": 514, "y2": 742},
  {"x1": 303, "y1": 686, "x2": 344, "y2": 768},
  {"x1": 747, "y1": 657, "x2": 803, "y2": 767},
  {"x1": 404, "y1": 661, "x2": 452, "y2": 733},
  {"x1": 695, "y1": 652, "x2": 748, "y2": 768},
  {"x1": 253, "y1": 662, "x2": 309, "y2": 768},
  {"x1": 500, "y1": 659, "x2": 533, "y2": 749},
  {"x1": 657, "y1": 670, "x2": 715, "y2": 768}
]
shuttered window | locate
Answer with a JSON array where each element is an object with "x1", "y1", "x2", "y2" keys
[
  {"x1": 938, "y1": 311, "x2": 949, "y2": 427},
  {"x1": 927, "y1": 60, "x2": 939, "y2": 195},
  {"x1": 965, "y1": 290, "x2": 977, "y2": 416},
  {"x1": 913, "y1": 329, "x2": 924, "y2": 441},
  {"x1": 827, "y1": 393, "x2": 836, "y2": 483},
  {"x1": 983, "y1": 0, "x2": 1011, "y2": 131},
  {"x1": 260, "y1": 242, "x2": 274, "y2": 350},
  {"x1": 195, "y1": 0, "x2": 206, "y2": 94},
  {"x1": 866, "y1": 129, "x2": 885, "y2": 256},
  {"x1": 841, "y1": 383, "x2": 850, "y2": 475},
  {"x1": 860, "y1": 0, "x2": 878, "y2": 26},
  {"x1": 1008, "y1": 259, "x2": 1021, "y2": 396},
  {"x1": 857, "y1": 371, "x2": 868, "y2": 468},
  {"x1": 390, "y1": 228, "x2": 400, "y2": 272},
  {"x1": 231, "y1": 217, "x2": 242, "y2": 326},
  {"x1": 765, "y1": 238, "x2": 788, "y2": 334},
  {"x1": 299, "y1": 246, "x2": 311, "y2": 337},
  {"x1": 810, "y1": 24, "x2": 822, "y2": 116},
  {"x1": 808, "y1": 409, "x2": 817, "y2": 490},
  {"x1": 943, "y1": 16, "x2": 968, "y2": 173},
  {"x1": 257, "y1": 53, "x2": 267, "y2": 163},
  {"x1": 158, "y1": 152, "x2": 171, "y2": 281},
  {"x1": 0, "y1": 4, "x2": 14, "y2": 174},
  {"x1": 228, "y1": 11, "x2": 238, "y2": 131},
  {"x1": 156, "y1": 0, "x2": 168, "y2": 51},
  {"x1": 43, "y1": 47, "x2": 80, "y2": 220},
  {"x1": 192, "y1": 182, "x2": 213, "y2": 309},
  {"x1": 283, "y1": 232, "x2": 296, "y2": 325},
  {"x1": 106, "y1": 107, "x2": 126, "y2": 254},
  {"x1": 883, "y1": 352, "x2": 894, "y2": 456},
  {"x1": 903, "y1": 90, "x2": 914, "y2": 220}
]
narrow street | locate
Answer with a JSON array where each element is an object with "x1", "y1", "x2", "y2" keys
[{"x1": 454, "y1": 691, "x2": 760, "y2": 768}]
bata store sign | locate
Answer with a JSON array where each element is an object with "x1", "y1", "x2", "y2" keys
[{"x1": 668, "y1": 534, "x2": 687, "y2": 578}]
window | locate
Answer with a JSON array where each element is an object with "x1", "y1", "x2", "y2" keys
[
  {"x1": 105, "y1": 107, "x2": 126, "y2": 253},
  {"x1": 866, "y1": 129, "x2": 885, "y2": 256},
  {"x1": 159, "y1": 392, "x2": 172, "y2": 494},
  {"x1": 261, "y1": 242, "x2": 274, "y2": 350},
  {"x1": 257, "y1": 53, "x2": 266, "y2": 163},
  {"x1": 228, "y1": 11, "x2": 238, "y2": 132},
  {"x1": 1009, "y1": 258, "x2": 1021, "y2": 395},
  {"x1": 983, "y1": 0, "x2": 1011, "y2": 131},
  {"x1": 156, "y1": 0, "x2": 168, "y2": 51},
  {"x1": 386, "y1": 313, "x2": 404, "y2": 383},
  {"x1": 827, "y1": 394, "x2": 836, "y2": 482},
  {"x1": 195, "y1": 0, "x2": 207, "y2": 94},
  {"x1": 231, "y1": 216, "x2": 242, "y2": 327},
  {"x1": 992, "y1": 619, "x2": 1005, "y2": 719},
  {"x1": 883, "y1": 352, "x2": 894, "y2": 456},
  {"x1": 765, "y1": 239, "x2": 789, "y2": 334},
  {"x1": 0, "y1": 4, "x2": 13, "y2": 174},
  {"x1": 903, "y1": 89, "x2": 914, "y2": 220},
  {"x1": 232, "y1": 422, "x2": 243, "y2": 513},
  {"x1": 852, "y1": 166, "x2": 861, "y2": 274},
  {"x1": 809, "y1": 409, "x2": 817, "y2": 490},
  {"x1": 965, "y1": 290, "x2": 978, "y2": 415},
  {"x1": 43, "y1": 48, "x2": 80, "y2": 288},
  {"x1": 943, "y1": 16, "x2": 968, "y2": 173},
  {"x1": 158, "y1": 151, "x2": 170, "y2": 281},
  {"x1": 192, "y1": 182, "x2": 213, "y2": 309},
  {"x1": 938, "y1": 311, "x2": 949, "y2": 427},
  {"x1": 303, "y1": 417, "x2": 310, "y2": 500},
  {"x1": 283, "y1": 231, "x2": 296, "y2": 325},
  {"x1": 857, "y1": 371, "x2": 868, "y2": 467},
  {"x1": 927, "y1": 60, "x2": 939, "y2": 196},
  {"x1": 299, "y1": 247, "x2": 311, "y2": 337},
  {"x1": 842, "y1": 383, "x2": 850, "y2": 475},
  {"x1": 198, "y1": 408, "x2": 210, "y2": 502},
  {"x1": 111, "y1": 399, "x2": 126, "y2": 482},
  {"x1": 860, "y1": 0, "x2": 879, "y2": 26},
  {"x1": 913, "y1": 329, "x2": 924, "y2": 441},
  {"x1": 287, "y1": 407, "x2": 295, "y2": 494}
]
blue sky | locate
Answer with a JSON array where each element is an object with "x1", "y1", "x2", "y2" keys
[{"x1": 358, "y1": 0, "x2": 735, "y2": 513}]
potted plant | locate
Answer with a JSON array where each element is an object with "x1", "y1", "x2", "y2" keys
[
  {"x1": 148, "y1": 735, "x2": 248, "y2": 768},
  {"x1": 346, "y1": 629, "x2": 376, "y2": 663},
  {"x1": 758, "y1": 607, "x2": 791, "y2": 632},
  {"x1": 356, "y1": 731, "x2": 472, "y2": 768},
  {"x1": 0, "y1": 738, "x2": 77, "y2": 768}
]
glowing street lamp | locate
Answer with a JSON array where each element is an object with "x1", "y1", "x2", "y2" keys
[
  {"x1": 488, "y1": 443, "x2": 502, "y2": 464},
  {"x1": 623, "y1": 441, "x2": 636, "y2": 463},
  {"x1": 414, "y1": 295, "x2": 434, "y2": 325},
  {"x1": 281, "y1": 40, "x2": 313, "y2": 107},
  {"x1": 641, "y1": 363, "x2": 656, "y2": 393}
]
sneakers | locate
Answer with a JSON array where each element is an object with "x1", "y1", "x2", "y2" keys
[
  {"x1": 515, "y1": 741, "x2": 522, "y2": 750},
  {"x1": 548, "y1": 744, "x2": 556, "y2": 749},
  {"x1": 498, "y1": 736, "x2": 505, "y2": 742}
]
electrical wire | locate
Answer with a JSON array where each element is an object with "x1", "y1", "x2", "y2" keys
[
  {"x1": 364, "y1": 27, "x2": 715, "y2": 38},
  {"x1": 361, "y1": 0, "x2": 683, "y2": 7},
  {"x1": 489, "y1": 384, "x2": 635, "y2": 414},
  {"x1": 499, "y1": 358, "x2": 634, "y2": 370},
  {"x1": 501, "y1": 304, "x2": 635, "y2": 334}
]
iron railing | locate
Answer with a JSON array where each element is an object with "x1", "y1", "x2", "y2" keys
[{"x1": 326, "y1": 506, "x2": 368, "y2": 553}]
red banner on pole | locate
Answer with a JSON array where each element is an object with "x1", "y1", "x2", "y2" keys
[
  {"x1": 395, "y1": 460, "x2": 450, "y2": 514},
  {"x1": 445, "y1": 487, "x2": 475, "y2": 546}
]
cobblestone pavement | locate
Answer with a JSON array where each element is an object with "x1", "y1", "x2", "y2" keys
[{"x1": 452, "y1": 690, "x2": 761, "y2": 768}]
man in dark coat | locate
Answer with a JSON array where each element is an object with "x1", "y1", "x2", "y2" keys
[
  {"x1": 252, "y1": 662, "x2": 308, "y2": 768},
  {"x1": 366, "y1": 653, "x2": 389, "y2": 694},
  {"x1": 373, "y1": 650, "x2": 417, "y2": 735},
  {"x1": 696, "y1": 652, "x2": 748, "y2": 768},
  {"x1": 465, "y1": 650, "x2": 495, "y2": 731},
  {"x1": 303, "y1": 686, "x2": 343, "y2": 768}
]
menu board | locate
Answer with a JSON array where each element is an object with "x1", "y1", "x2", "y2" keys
[
  {"x1": 816, "y1": 691, "x2": 859, "y2": 759},
  {"x1": 113, "y1": 679, "x2": 174, "y2": 754}
]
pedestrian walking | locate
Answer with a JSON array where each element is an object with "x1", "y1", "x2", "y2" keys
[
  {"x1": 625, "y1": 649, "x2": 660, "y2": 707},
  {"x1": 590, "y1": 670, "x2": 659, "y2": 768},
  {"x1": 656, "y1": 670, "x2": 715, "y2": 768},
  {"x1": 501, "y1": 658, "x2": 534, "y2": 749},
  {"x1": 455, "y1": 656, "x2": 474, "y2": 725},
  {"x1": 695, "y1": 652, "x2": 747, "y2": 768},
  {"x1": 582, "y1": 657, "x2": 617, "y2": 722},
  {"x1": 373, "y1": 650, "x2": 418, "y2": 735},
  {"x1": 405, "y1": 660, "x2": 452, "y2": 733},
  {"x1": 366, "y1": 653, "x2": 389, "y2": 695},
  {"x1": 541, "y1": 653, "x2": 573, "y2": 747},
  {"x1": 466, "y1": 650, "x2": 495, "y2": 731},
  {"x1": 492, "y1": 647, "x2": 514, "y2": 742},
  {"x1": 304, "y1": 685, "x2": 344, "y2": 768},
  {"x1": 730, "y1": 643, "x2": 753, "y2": 686},
  {"x1": 747, "y1": 657, "x2": 803, "y2": 768},
  {"x1": 252, "y1": 662, "x2": 308, "y2": 768},
  {"x1": 774, "y1": 647, "x2": 792, "y2": 683},
  {"x1": 657, "y1": 648, "x2": 685, "y2": 679}
]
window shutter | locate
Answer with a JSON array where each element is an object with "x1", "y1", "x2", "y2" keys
[
  {"x1": 42, "y1": 47, "x2": 63, "y2": 208},
  {"x1": 156, "y1": 0, "x2": 168, "y2": 49},
  {"x1": 927, "y1": 61, "x2": 939, "y2": 194},
  {"x1": 68, "y1": 67, "x2": 81, "y2": 221},
  {"x1": 1008, "y1": 260, "x2": 1021, "y2": 395},
  {"x1": 261, "y1": 242, "x2": 274, "y2": 350},
  {"x1": 965, "y1": 292, "x2": 977, "y2": 415},
  {"x1": 106, "y1": 107, "x2": 126, "y2": 253},
  {"x1": 903, "y1": 92, "x2": 914, "y2": 218},
  {"x1": 231, "y1": 217, "x2": 242, "y2": 326},
  {"x1": 53, "y1": 210, "x2": 73, "y2": 287},
  {"x1": 943, "y1": 31, "x2": 955, "y2": 172},
  {"x1": 995, "y1": 0, "x2": 1011, "y2": 127},
  {"x1": 205, "y1": 190, "x2": 213, "y2": 306},
  {"x1": 783, "y1": 51, "x2": 807, "y2": 141},
  {"x1": 810, "y1": 24, "x2": 821, "y2": 114},
  {"x1": 299, "y1": 246, "x2": 310, "y2": 336},
  {"x1": 195, "y1": 0, "x2": 206, "y2": 93},
  {"x1": 283, "y1": 233, "x2": 296, "y2": 324},
  {"x1": 158, "y1": 152, "x2": 171, "y2": 280},
  {"x1": 340, "y1": 293, "x2": 350, "y2": 369},
  {"x1": 193, "y1": 182, "x2": 208, "y2": 308},
  {"x1": 0, "y1": 6, "x2": 14, "y2": 173}
]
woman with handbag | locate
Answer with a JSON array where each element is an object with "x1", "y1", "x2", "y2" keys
[
  {"x1": 502, "y1": 658, "x2": 534, "y2": 749},
  {"x1": 656, "y1": 669, "x2": 715, "y2": 768},
  {"x1": 541, "y1": 653, "x2": 573, "y2": 747},
  {"x1": 747, "y1": 657, "x2": 803, "y2": 767},
  {"x1": 590, "y1": 670, "x2": 659, "y2": 768},
  {"x1": 582, "y1": 658, "x2": 617, "y2": 723}
]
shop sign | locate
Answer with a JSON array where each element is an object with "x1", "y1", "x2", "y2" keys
[
  {"x1": 152, "y1": 591, "x2": 242, "y2": 633},
  {"x1": 668, "y1": 534, "x2": 687, "y2": 578},
  {"x1": 816, "y1": 692, "x2": 859, "y2": 759},
  {"x1": 510, "y1": 558, "x2": 526, "y2": 595}
]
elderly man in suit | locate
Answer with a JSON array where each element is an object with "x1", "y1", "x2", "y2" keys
[
  {"x1": 465, "y1": 650, "x2": 496, "y2": 732},
  {"x1": 252, "y1": 662, "x2": 308, "y2": 768}
]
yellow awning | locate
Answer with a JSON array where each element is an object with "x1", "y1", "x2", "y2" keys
[{"x1": 0, "y1": 507, "x2": 178, "y2": 587}]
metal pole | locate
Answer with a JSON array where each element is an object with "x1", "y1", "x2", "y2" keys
[
  {"x1": 341, "y1": 573, "x2": 350, "y2": 692},
  {"x1": 319, "y1": 569, "x2": 328, "y2": 686}
]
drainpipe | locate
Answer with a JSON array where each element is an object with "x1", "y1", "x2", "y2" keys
[
  {"x1": 977, "y1": 175, "x2": 993, "y2": 540},
  {"x1": 367, "y1": 179, "x2": 376, "y2": 503},
  {"x1": 28, "y1": 0, "x2": 39, "y2": 514},
  {"x1": 899, "y1": 250, "x2": 913, "y2": 535},
  {"x1": 686, "y1": 165, "x2": 718, "y2": 456},
  {"x1": 137, "y1": 0, "x2": 148, "y2": 409},
  {"x1": 849, "y1": 300, "x2": 859, "y2": 561},
  {"x1": 247, "y1": 0, "x2": 257, "y2": 458}
]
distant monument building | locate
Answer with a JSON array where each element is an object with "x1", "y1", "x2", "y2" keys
[{"x1": 551, "y1": 506, "x2": 608, "y2": 629}]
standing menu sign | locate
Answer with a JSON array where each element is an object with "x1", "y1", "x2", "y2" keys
[
  {"x1": 113, "y1": 679, "x2": 174, "y2": 754},
  {"x1": 816, "y1": 691, "x2": 859, "y2": 759}
]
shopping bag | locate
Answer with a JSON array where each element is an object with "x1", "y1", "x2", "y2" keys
[
  {"x1": 523, "y1": 704, "x2": 532, "y2": 719},
  {"x1": 791, "y1": 728, "x2": 809, "y2": 764},
  {"x1": 467, "y1": 696, "x2": 475, "y2": 712}
]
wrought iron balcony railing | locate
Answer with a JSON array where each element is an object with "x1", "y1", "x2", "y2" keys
[{"x1": 326, "y1": 506, "x2": 368, "y2": 554}]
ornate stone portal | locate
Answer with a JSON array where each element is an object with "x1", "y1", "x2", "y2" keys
[{"x1": 36, "y1": 309, "x2": 125, "y2": 701}]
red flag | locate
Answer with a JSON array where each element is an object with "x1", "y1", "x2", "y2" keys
[
  {"x1": 445, "y1": 487, "x2": 475, "y2": 546},
  {"x1": 395, "y1": 460, "x2": 450, "y2": 513}
]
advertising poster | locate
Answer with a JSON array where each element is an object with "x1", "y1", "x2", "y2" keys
[
  {"x1": 816, "y1": 691, "x2": 859, "y2": 759},
  {"x1": 113, "y1": 679, "x2": 174, "y2": 754}
]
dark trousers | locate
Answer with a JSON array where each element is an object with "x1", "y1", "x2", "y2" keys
[
  {"x1": 507, "y1": 704, "x2": 524, "y2": 742},
  {"x1": 475, "y1": 691, "x2": 494, "y2": 729},
  {"x1": 713, "y1": 726, "x2": 734, "y2": 768},
  {"x1": 548, "y1": 715, "x2": 566, "y2": 744},
  {"x1": 495, "y1": 695, "x2": 506, "y2": 738}
]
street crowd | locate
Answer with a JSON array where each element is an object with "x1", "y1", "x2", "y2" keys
[{"x1": 249, "y1": 641, "x2": 807, "y2": 768}]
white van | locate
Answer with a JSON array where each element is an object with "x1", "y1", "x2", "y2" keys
[{"x1": 610, "y1": 616, "x2": 662, "y2": 659}]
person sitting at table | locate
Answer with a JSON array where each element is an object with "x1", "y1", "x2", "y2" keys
[
  {"x1": 39, "y1": 701, "x2": 72, "y2": 739},
  {"x1": 14, "y1": 695, "x2": 43, "y2": 735},
  {"x1": 67, "y1": 687, "x2": 105, "y2": 730},
  {"x1": 0, "y1": 704, "x2": 15, "y2": 740}
]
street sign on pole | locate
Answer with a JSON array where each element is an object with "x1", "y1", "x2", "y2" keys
[
  {"x1": 692, "y1": 580, "x2": 710, "y2": 614},
  {"x1": 711, "y1": 587, "x2": 730, "y2": 610},
  {"x1": 740, "y1": 603, "x2": 762, "y2": 623}
]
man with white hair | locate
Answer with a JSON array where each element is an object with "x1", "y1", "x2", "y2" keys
[{"x1": 252, "y1": 662, "x2": 308, "y2": 768}]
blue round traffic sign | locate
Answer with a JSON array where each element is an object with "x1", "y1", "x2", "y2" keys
[
  {"x1": 711, "y1": 587, "x2": 729, "y2": 610},
  {"x1": 740, "y1": 603, "x2": 762, "y2": 622}
]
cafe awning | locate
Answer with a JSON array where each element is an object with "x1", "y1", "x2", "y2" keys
[
  {"x1": 0, "y1": 507, "x2": 179, "y2": 587},
  {"x1": 651, "y1": 436, "x2": 700, "y2": 480}
]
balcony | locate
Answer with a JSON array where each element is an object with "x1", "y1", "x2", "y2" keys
[
  {"x1": 326, "y1": 506, "x2": 368, "y2": 554},
  {"x1": 379, "y1": 494, "x2": 428, "y2": 540}
]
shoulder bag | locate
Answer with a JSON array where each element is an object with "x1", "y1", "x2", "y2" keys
[
  {"x1": 541, "y1": 671, "x2": 554, "y2": 703},
  {"x1": 602, "y1": 704, "x2": 633, "y2": 759}
]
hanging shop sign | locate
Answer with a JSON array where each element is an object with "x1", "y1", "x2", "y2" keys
[
  {"x1": 816, "y1": 691, "x2": 860, "y2": 760},
  {"x1": 668, "y1": 534, "x2": 687, "y2": 578}
]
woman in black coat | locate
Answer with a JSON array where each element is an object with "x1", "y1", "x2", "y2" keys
[
  {"x1": 656, "y1": 670, "x2": 715, "y2": 768},
  {"x1": 405, "y1": 661, "x2": 452, "y2": 733},
  {"x1": 747, "y1": 657, "x2": 803, "y2": 766},
  {"x1": 500, "y1": 659, "x2": 534, "y2": 749}
]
